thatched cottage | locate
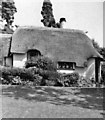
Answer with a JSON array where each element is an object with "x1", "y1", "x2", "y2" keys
[{"x1": 0, "y1": 26, "x2": 104, "y2": 81}]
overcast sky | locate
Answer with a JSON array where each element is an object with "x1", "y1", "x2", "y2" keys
[
  {"x1": 103, "y1": 2, "x2": 105, "y2": 47},
  {"x1": 14, "y1": 0, "x2": 103, "y2": 47}
]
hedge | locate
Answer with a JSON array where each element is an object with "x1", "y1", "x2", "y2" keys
[
  {"x1": 1, "y1": 66, "x2": 81, "y2": 87},
  {"x1": 1, "y1": 67, "x2": 42, "y2": 85}
]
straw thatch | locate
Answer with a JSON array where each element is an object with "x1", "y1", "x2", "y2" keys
[
  {"x1": 11, "y1": 26, "x2": 102, "y2": 67},
  {"x1": 0, "y1": 34, "x2": 12, "y2": 61}
]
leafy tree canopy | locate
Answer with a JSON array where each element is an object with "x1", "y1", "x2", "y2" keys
[
  {"x1": 92, "y1": 39, "x2": 105, "y2": 59},
  {"x1": 41, "y1": 0, "x2": 56, "y2": 27},
  {"x1": 41, "y1": 0, "x2": 66, "y2": 28},
  {"x1": 100, "y1": 47, "x2": 105, "y2": 59},
  {"x1": 2, "y1": 0, "x2": 17, "y2": 26}
]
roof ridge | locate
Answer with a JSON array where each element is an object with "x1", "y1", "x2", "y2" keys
[{"x1": 16, "y1": 26, "x2": 85, "y2": 34}]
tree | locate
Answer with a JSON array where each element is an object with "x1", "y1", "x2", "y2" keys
[
  {"x1": 2, "y1": 0, "x2": 17, "y2": 28},
  {"x1": 41, "y1": 0, "x2": 57, "y2": 27},
  {"x1": 92, "y1": 39, "x2": 105, "y2": 59},
  {"x1": 100, "y1": 47, "x2": 105, "y2": 59},
  {"x1": 41, "y1": 0, "x2": 66, "y2": 28}
]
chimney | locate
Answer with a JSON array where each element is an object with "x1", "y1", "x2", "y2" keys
[{"x1": 59, "y1": 18, "x2": 66, "y2": 28}]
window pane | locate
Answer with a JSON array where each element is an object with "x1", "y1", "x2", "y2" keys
[{"x1": 58, "y1": 62, "x2": 76, "y2": 70}]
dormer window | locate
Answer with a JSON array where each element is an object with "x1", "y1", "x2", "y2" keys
[
  {"x1": 27, "y1": 49, "x2": 41, "y2": 60},
  {"x1": 57, "y1": 62, "x2": 76, "y2": 70}
]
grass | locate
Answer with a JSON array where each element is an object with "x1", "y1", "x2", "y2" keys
[{"x1": 1, "y1": 85, "x2": 105, "y2": 118}]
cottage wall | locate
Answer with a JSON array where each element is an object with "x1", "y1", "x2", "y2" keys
[
  {"x1": 75, "y1": 58, "x2": 95, "y2": 79},
  {"x1": 13, "y1": 53, "x2": 95, "y2": 77},
  {"x1": 58, "y1": 58, "x2": 95, "y2": 79},
  {"x1": 13, "y1": 53, "x2": 27, "y2": 68},
  {"x1": 12, "y1": 53, "x2": 96, "y2": 80}
]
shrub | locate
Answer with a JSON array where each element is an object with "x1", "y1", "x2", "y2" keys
[
  {"x1": 78, "y1": 76, "x2": 95, "y2": 87},
  {"x1": 1, "y1": 66, "x2": 61, "y2": 86},
  {"x1": 1, "y1": 66, "x2": 80, "y2": 87},
  {"x1": 1, "y1": 65, "x2": 81, "y2": 87},
  {"x1": 1, "y1": 67, "x2": 14, "y2": 84},
  {"x1": 33, "y1": 74, "x2": 43, "y2": 86},
  {"x1": 38, "y1": 70, "x2": 61, "y2": 86},
  {"x1": 60, "y1": 72, "x2": 79, "y2": 87},
  {"x1": 25, "y1": 56, "x2": 57, "y2": 71},
  {"x1": 25, "y1": 56, "x2": 60, "y2": 86},
  {"x1": 1, "y1": 67, "x2": 32, "y2": 81},
  {"x1": 1, "y1": 67, "x2": 43, "y2": 85}
]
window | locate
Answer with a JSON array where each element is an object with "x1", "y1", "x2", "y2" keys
[
  {"x1": 57, "y1": 62, "x2": 76, "y2": 70},
  {"x1": 27, "y1": 49, "x2": 41, "y2": 60}
]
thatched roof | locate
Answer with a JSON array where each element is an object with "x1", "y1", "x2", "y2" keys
[
  {"x1": 11, "y1": 26, "x2": 102, "y2": 67},
  {"x1": 0, "y1": 34, "x2": 12, "y2": 60}
]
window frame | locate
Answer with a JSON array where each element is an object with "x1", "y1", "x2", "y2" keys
[
  {"x1": 57, "y1": 61, "x2": 76, "y2": 70},
  {"x1": 27, "y1": 49, "x2": 41, "y2": 60}
]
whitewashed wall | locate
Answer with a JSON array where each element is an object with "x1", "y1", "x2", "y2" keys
[
  {"x1": 57, "y1": 58, "x2": 95, "y2": 79},
  {"x1": 12, "y1": 54, "x2": 96, "y2": 79},
  {"x1": 13, "y1": 53, "x2": 27, "y2": 68},
  {"x1": 75, "y1": 58, "x2": 95, "y2": 79}
]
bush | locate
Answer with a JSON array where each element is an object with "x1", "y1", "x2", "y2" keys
[
  {"x1": 39, "y1": 70, "x2": 61, "y2": 86},
  {"x1": 1, "y1": 67, "x2": 32, "y2": 81},
  {"x1": 1, "y1": 67, "x2": 61, "y2": 86},
  {"x1": 33, "y1": 74, "x2": 43, "y2": 86},
  {"x1": 1, "y1": 66, "x2": 80, "y2": 87},
  {"x1": 25, "y1": 56, "x2": 60, "y2": 86},
  {"x1": 25, "y1": 56, "x2": 57, "y2": 71},
  {"x1": 1, "y1": 67, "x2": 43, "y2": 85},
  {"x1": 60, "y1": 72, "x2": 79, "y2": 87},
  {"x1": 78, "y1": 76, "x2": 95, "y2": 87}
]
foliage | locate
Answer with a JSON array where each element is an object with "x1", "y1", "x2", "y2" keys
[
  {"x1": 0, "y1": 66, "x2": 79, "y2": 87},
  {"x1": 25, "y1": 56, "x2": 57, "y2": 71},
  {"x1": 100, "y1": 47, "x2": 105, "y2": 59},
  {"x1": 41, "y1": 0, "x2": 64, "y2": 28},
  {"x1": 2, "y1": 0, "x2": 17, "y2": 26},
  {"x1": 2, "y1": 67, "x2": 31, "y2": 80},
  {"x1": 1, "y1": 67, "x2": 60, "y2": 86},
  {"x1": 39, "y1": 70, "x2": 61, "y2": 86},
  {"x1": 92, "y1": 39, "x2": 105, "y2": 59},
  {"x1": 1, "y1": 67, "x2": 43, "y2": 85},
  {"x1": 41, "y1": 0, "x2": 56, "y2": 27},
  {"x1": 25, "y1": 56, "x2": 60, "y2": 86},
  {"x1": 78, "y1": 76, "x2": 96, "y2": 87},
  {"x1": 2, "y1": 59, "x2": 105, "y2": 87},
  {"x1": 60, "y1": 72, "x2": 79, "y2": 87}
]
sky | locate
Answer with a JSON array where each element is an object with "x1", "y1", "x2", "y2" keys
[
  {"x1": 103, "y1": 2, "x2": 105, "y2": 47},
  {"x1": 13, "y1": 0, "x2": 103, "y2": 47}
]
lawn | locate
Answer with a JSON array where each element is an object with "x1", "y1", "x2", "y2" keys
[{"x1": 0, "y1": 85, "x2": 105, "y2": 118}]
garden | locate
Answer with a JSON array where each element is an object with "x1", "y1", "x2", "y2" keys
[
  {"x1": 1, "y1": 56, "x2": 105, "y2": 118},
  {"x1": 0, "y1": 56, "x2": 105, "y2": 87}
]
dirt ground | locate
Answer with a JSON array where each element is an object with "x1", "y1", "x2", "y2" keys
[{"x1": 0, "y1": 85, "x2": 105, "y2": 118}]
